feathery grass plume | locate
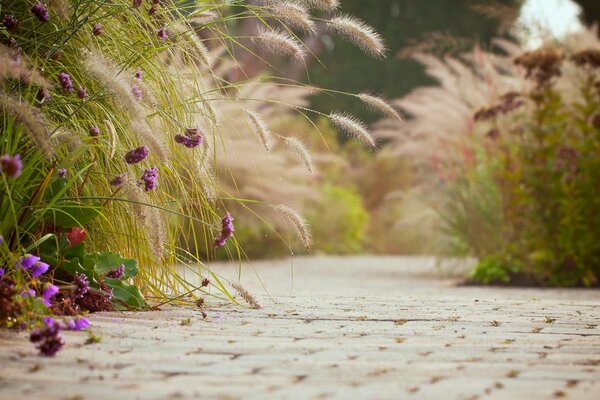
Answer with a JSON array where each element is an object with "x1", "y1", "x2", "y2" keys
[
  {"x1": 189, "y1": 10, "x2": 219, "y2": 25},
  {"x1": 268, "y1": 2, "x2": 316, "y2": 34},
  {"x1": 173, "y1": 22, "x2": 212, "y2": 67},
  {"x1": 282, "y1": 136, "x2": 314, "y2": 173},
  {"x1": 243, "y1": 109, "x2": 272, "y2": 151},
  {"x1": 0, "y1": 45, "x2": 50, "y2": 89},
  {"x1": 327, "y1": 15, "x2": 386, "y2": 58},
  {"x1": 273, "y1": 204, "x2": 312, "y2": 249},
  {"x1": 0, "y1": 92, "x2": 54, "y2": 159},
  {"x1": 47, "y1": 0, "x2": 70, "y2": 20},
  {"x1": 252, "y1": 28, "x2": 306, "y2": 61},
  {"x1": 82, "y1": 52, "x2": 145, "y2": 120},
  {"x1": 231, "y1": 282, "x2": 262, "y2": 309},
  {"x1": 103, "y1": 119, "x2": 117, "y2": 159},
  {"x1": 358, "y1": 92, "x2": 404, "y2": 121},
  {"x1": 299, "y1": 0, "x2": 340, "y2": 11},
  {"x1": 329, "y1": 112, "x2": 377, "y2": 149},
  {"x1": 131, "y1": 120, "x2": 170, "y2": 161},
  {"x1": 123, "y1": 180, "x2": 165, "y2": 261}
]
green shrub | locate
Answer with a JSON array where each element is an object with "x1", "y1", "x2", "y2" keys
[{"x1": 308, "y1": 185, "x2": 369, "y2": 254}]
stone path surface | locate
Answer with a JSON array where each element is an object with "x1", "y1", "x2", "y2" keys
[{"x1": 1, "y1": 256, "x2": 600, "y2": 400}]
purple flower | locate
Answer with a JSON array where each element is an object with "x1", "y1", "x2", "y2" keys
[
  {"x1": 73, "y1": 273, "x2": 89, "y2": 299},
  {"x1": 135, "y1": 70, "x2": 143, "y2": 80},
  {"x1": 31, "y1": 261, "x2": 50, "y2": 278},
  {"x1": 30, "y1": 317, "x2": 64, "y2": 356},
  {"x1": 74, "y1": 317, "x2": 90, "y2": 330},
  {"x1": 16, "y1": 254, "x2": 40, "y2": 271},
  {"x1": 124, "y1": 146, "x2": 149, "y2": 164},
  {"x1": 214, "y1": 212, "x2": 235, "y2": 248},
  {"x1": 42, "y1": 284, "x2": 59, "y2": 307},
  {"x1": 3, "y1": 14, "x2": 17, "y2": 30},
  {"x1": 58, "y1": 72, "x2": 74, "y2": 92},
  {"x1": 107, "y1": 264, "x2": 125, "y2": 279},
  {"x1": 77, "y1": 86, "x2": 88, "y2": 99},
  {"x1": 141, "y1": 167, "x2": 158, "y2": 192},
  {"x1": 58, "y1": 168, "x2": 67, "y2": 178},
  {"x1": 0, "y1": 268, "x2": 4, "y2": 276},
  {"x1": 37, "y1": 87, "x2": 51, "y2": 103},
  {"x1": 89, "y1": 126, "x2": 100, "y2": 137},
  {"x1": 21, "y1": 288, "x2": 36, "y2": 298},
  {"x1": 157, "y1": 28, "x2": 169, "y2": 40},
  {"x1": 31, "y1": 2, "x2": 49, "y2": 22},
  {"x1": 110, "y1": 172, "x2": 127, "y2": 187},
  {"x1": 63, "y1": 317, "x2": 90, "y2": 331},
  {"x1": 0, "y1": 154, "x2": 23, "y2": 178},
  {"x1": 131, "y1": 85, "x2": 142, "y2": 101},
  {"x1": 92, "y1": 23, "x2": 103, "y2": 36},
  {"x1": 175, "y1": 128, "x2": 204, "y2": 149},
  {"x1": 149, "y1": 6, "x2": 158, "y2": 16},
  {"x1": 133, "y1": 0, "x2": 142, "y2": 7}
]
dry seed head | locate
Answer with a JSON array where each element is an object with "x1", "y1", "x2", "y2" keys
[
  {"x1": 231, "y1": 282, "x2": 262, "y2": 309},
  {"x1": 273, "y1": 204, "x2": 312, "y2": 249},
  {"x1": 283, "y1": 136, "x2": 314, "y2": 173},
  {"x1": 328, "y1": 15, "x2": 386, "y2": 58},
  {"x1": 252, "y1": 28, "x2": 306, "y2": 61},
  {"x1": 358, "y1": 93, "x2": 404, "y2": 121},
  {"x1": 0, "y1": 93, "x2": 54, "y2": 159},
  {"x1": 268, "y1": 2, "x2": 316, "y2": 34},
  {"x1": 329, "y1": 112, "x2": 377, "y2": 149},
  {"x1": 243, "y1": 109, "x2": 272, "y2": 151}
]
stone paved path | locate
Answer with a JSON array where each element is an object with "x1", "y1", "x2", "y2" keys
[{"x1": 1, "y1": 256, "x2": 600, "y2": 400}]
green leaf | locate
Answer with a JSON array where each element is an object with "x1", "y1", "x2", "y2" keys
[
  {"x1": 104, "y1": 278, "x2": 145, "y2": 309},
  {"x1": 85, "y1": 252, "x2": 139, "y2": 279},
  {"x1": 58, "y1": 257, "x2": 88, "y2": 277},
  {"x1": 46, "y1": 203, "x2": 101, "y2": 228}
]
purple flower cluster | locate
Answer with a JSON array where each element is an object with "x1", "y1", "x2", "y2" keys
[
  {"x1": 214, "y1": 212, "x2": 235, "y2": 248},
  {"x1": 58, "y1": 72, "x2": 74, "y2": 92},
  {"x1": 58, "y1": 168, "x2": 67, "y2": 178},
  {"x1": 3, "y1": 14, "x2": 17, "y2": 30},
  {"x1": 92, "y1": 23, "x2": 103, "y2": 36},
  {"x1": 16, "y1": 255, "x2": 49, "y2": 278},
  {"x1": 110, "y1": 172, "x2": 127, "y2": 187},
  {"x1": 135, "y1": 70, "x2": 143, "y2": 80},
  {"x1": 77, "y1": 86, "x2": 88, "y2": 99},
  {"x1": 141, "y1": 167, "x2": 158, "y2": 192},
  {"x1": 0, "y1": 154, "x2": 22, "y2": 178},
  {"x1": 30, "y1": 317, "x2": 64, "y2": 356},
  {"x1": 107, "y1": 264, "x2": 125, "y2": 279},
  {"x1": 42, "y1": 283, "x2": 59, "y2": 307},
  {"x1": 131, "y1": 85, "x2": 143, "y2": 101},
  {"x1": 125, "y1": 146, "x2": 149, "y2": 164},
  {"x1": 175, "y1": 128, "x2": 204, "y2": 148},
  {"x1": 157, "y1": 28, "x2": 169, "y2": 41},
  {"x1": 73, "y1": 273, "x2": 89, "y2": 299},
  {"x1": 89, "y1": 125, "x2": 100, "y2": 137},
  {"x1": 31, "y1": 2, "x2": 49, "y2": 22}
]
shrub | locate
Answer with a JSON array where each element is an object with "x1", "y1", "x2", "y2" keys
[{"x1": 376, "y1": 29, "x2": 600, "y2": 285}]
